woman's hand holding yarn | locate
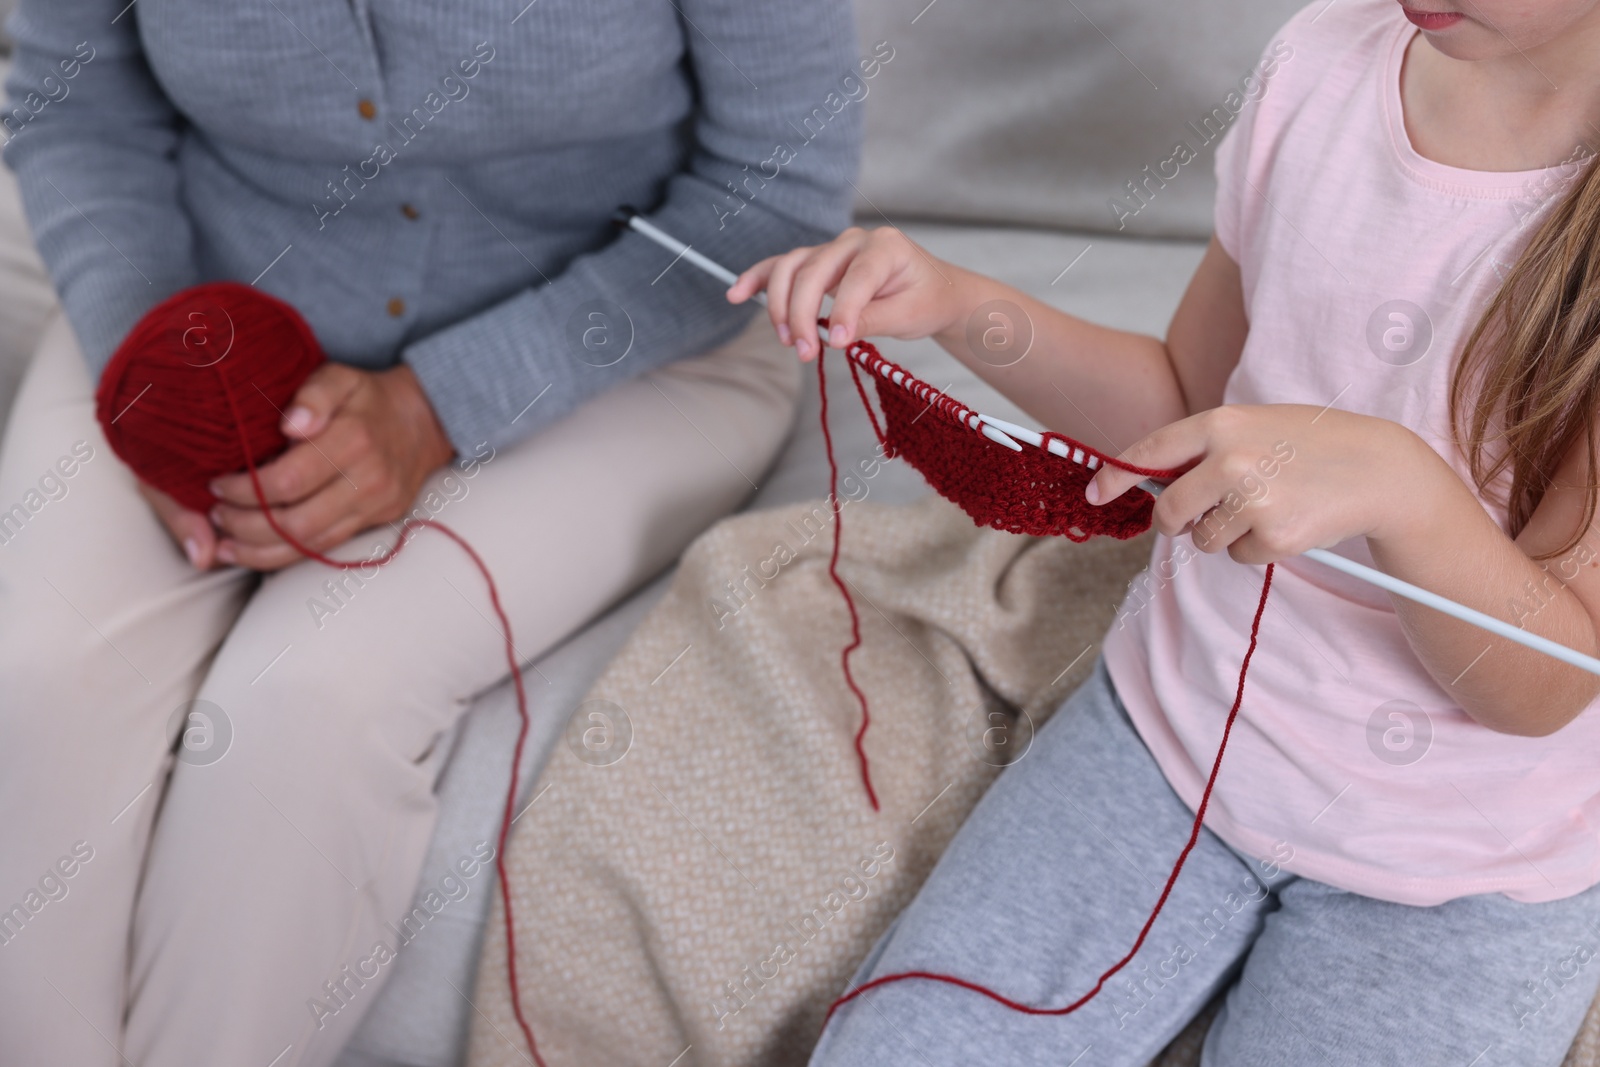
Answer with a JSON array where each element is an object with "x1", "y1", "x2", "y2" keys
[{"x1": 204, "y1": 362, "x2": 454, "y2": 570}]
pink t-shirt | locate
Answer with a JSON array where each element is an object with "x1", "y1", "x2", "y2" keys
[{"x1": 1101, "y1": 0, "x2": 1599, "y2": 905}]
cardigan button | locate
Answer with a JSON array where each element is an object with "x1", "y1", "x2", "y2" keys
[
  {"x1": 357, "y1": 98, "x2": 377, "y2": 120},
  {"x1": 386, "y1": 297, "x2": 406, "y2": 318}
]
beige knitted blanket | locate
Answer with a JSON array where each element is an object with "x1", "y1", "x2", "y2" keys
[{"x1": 464, "y1": 494, "x2": 1600, "y2": 1067}]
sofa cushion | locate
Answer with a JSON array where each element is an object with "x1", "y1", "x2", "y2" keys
[{"x1": 853, "y1": 0, "x2": 1306, "y2": 238}]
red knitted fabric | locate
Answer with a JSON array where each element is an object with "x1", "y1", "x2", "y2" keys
[
  {"x1": 815, "y1": 333, "x2": 1275, "y2": 1034},
  {"x1": 842, "y1": 337, "x2": 1162, "y2": 541},
  {"x1": 821, "y1": 332, "x2": 1179, "y2": 810},
  {"x1": 96, "y1": 283, "x2": 551, "y2": 1067}
]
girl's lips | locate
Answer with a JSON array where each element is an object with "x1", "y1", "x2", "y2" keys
[{"x1": 1402, "y1": 7, "x2": 1465, "y2": 29}]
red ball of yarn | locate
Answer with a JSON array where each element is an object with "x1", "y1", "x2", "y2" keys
[{"x1": 95, "y1": 282, "x2": 325, "y2": 512}]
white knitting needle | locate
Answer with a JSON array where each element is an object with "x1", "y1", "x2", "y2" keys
[
  {"x1": 612, "y1": 213, "x2": 1600, "y2": 676},
  {"x1": 615, "y1": 207, "x2": 766, "y2": 306},
  {"x1": 978, "y1": 413, "x2": 1108, "y2": 469},
  {"x1": 615, "y1": 209, "x2": 1023, "y2": 451},
  {"x1": 980, "y1": 417, "x2": 1600, "y2": 678}
]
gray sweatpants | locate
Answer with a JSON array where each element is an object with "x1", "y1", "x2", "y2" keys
[{"x1": 811, "y1": 660, "x2": 1600, "y2": 1067}]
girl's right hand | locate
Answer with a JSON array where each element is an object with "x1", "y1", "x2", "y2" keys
[{"x1": 726, "y1": 226, "x2": 965, "y2": 362}]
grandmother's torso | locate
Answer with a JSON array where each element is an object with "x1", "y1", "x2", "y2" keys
[
  {"x1": 137, "y1": 0, "x2": 695, "y2": 162},
  {"x1": 130, "y1": 0, "x2": 699, "y2": 365}
]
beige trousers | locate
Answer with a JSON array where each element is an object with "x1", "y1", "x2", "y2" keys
[{"x1": 0, "y1": 312, "x2": 799, "y2": 1067}]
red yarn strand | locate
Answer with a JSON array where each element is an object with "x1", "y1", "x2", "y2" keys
[
  {"x1": 843, "y1": 350, "x2": 890, "y2": 453},
  {"x1": 840, "y1": 339, "x2": 1163, "y2": 542},
  {"x1": 822, "y1": 563, "x2": 1276, "y2": 1030},
  {"x1": 817, "y1": 350, "x2": 881, "y2": 812}
]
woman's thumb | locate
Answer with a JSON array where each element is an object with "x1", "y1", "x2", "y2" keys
[{"x1": 281, "y1": 364, "x2": 359, "y2": 439}]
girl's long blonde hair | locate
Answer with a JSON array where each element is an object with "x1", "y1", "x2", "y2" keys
[{"x1": 1451, "y1": 151, "x2": 1600, "y2": 559}]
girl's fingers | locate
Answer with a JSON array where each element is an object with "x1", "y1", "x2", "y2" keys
[
  {"x1": 1148, "y1": 461, "x2": 1240, "y2": 542},
  {"x1": 727, "y1": 256, "x2": 778, "y2": 306},
  {"x1": 1087, "y1": 417, "x2": 1208, "y2": 507},
  {"x1": 1217, "y1": 526, "x2": 1290, "y2": 565},
  {"x1": 762, "y1": 246, "x2": 816, "y2": 348},
  {"x1": 787, "y1": 235, "x2": 867, "y2": 359},
  {"x1": 825, "y1": 247, "x2": 899, "y2": 348},
  {"x1": 1174, "y1": 493, "x2": 1245, "y2": 553}
]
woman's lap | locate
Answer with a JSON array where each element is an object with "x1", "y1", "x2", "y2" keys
[
  {"x1": 0, "y1": 313, "x2": 255, "y2": 1067},
  {"x1": 0, "y1": 311, "x2": 799, "y2": 1067},
  {"x1": 811, "y1": 660, "x2": 1600, "y2": 1067}
]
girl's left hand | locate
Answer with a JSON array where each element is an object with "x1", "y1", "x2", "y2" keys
[
  {"x1": 206, "y1": 363, "x2": 455, "y2": 571},
  {"x1": 1086, "y1": 404, "x2": 1428, "y2": 564}
]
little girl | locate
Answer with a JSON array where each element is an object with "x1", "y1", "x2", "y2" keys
[{"x1": 729, "y1": 0, "x2": 1600, "y2": 1062}]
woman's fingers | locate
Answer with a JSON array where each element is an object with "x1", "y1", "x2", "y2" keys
[
  {"x1": 1084, "y1": 417, "x2": 1255, "y2": 545},
  {"x1": 211, "y1": 444, "x2": 360, "y2": 542},
  {"x1": 136, "y1": 481, "x2": 218, "y2": 569},
  {"x1": 211, "y1": 368, "x2": 370, "y2": 507},
  {"x1": 209, "y1": 435, "x2": 346, "y2": 508},
  {"x1": 1169, "y1": 487, "x2": 1248, "y2": 553},
  {"x1": 210, "y1": 415, "x2": 373, "y2": 543},
  {"x1": 218, "y1": 534, "x2": 303, "y2": 572},
  {"x1": 220, "y1": 509, "x2": 366, "y2": 571},
  {"x1": 211, "y1": 497, "x2": 294, "y2": 548},
  {"x1": 213, "y1": 474, "x2": 356, "y2": 555},
  {"x1": 279, "y1": 362, "x2": 362, "y2": 440}
]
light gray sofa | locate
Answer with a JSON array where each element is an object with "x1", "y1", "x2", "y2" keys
[{"x1": 0, "y1": 1, "x2": 1301, "y2": 1062}]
